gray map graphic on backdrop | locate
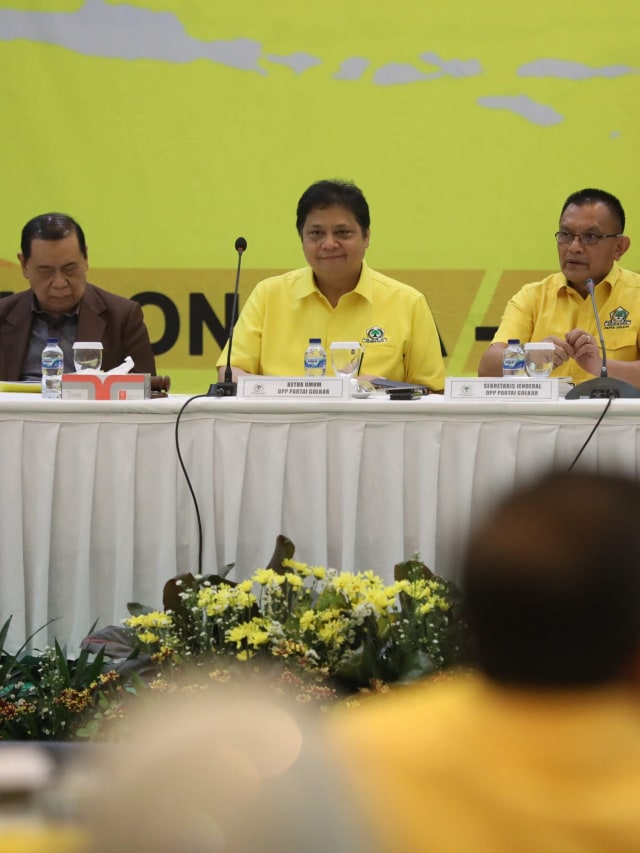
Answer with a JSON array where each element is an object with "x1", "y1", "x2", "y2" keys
[{"x1": 0, "y1": 0, "x2": 637, "y2": 126}]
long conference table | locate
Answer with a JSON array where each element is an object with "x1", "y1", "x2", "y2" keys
[{"x1": 1, "y1": 390, "x2": 638, "y2": 654}]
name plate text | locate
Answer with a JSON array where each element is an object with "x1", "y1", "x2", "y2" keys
[
  {"x1": 445, "y1": 377, "x2": 559, "y2": 401},
  {"x1": 237, "y1": 376, "x2": 349, "y2": 400}
]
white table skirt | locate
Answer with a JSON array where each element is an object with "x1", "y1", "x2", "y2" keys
[{"x1": 1, "y1": 392, "x2": 637, "y2": 653}]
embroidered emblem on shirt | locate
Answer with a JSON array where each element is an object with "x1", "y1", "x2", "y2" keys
[
  {"x1": 362, "y1": 326, "x2": 387, "y2": 343},
  {"x1": 603, "y1": 306, "x2": 631, "y2": 330}
]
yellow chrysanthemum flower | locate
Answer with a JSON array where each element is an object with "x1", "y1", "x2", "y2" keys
[
  {"x1": 282, "y1": 558, "x2": 310, "y2": 576},
  {"x1": 138, "y1": 631, "x2": 160, "y2": 645},
  {"x1": 126, "y1": 611, "x2": 172, "y2": 630},
  {"x1": 237, "y1": 650, "x2": 253, "y2": 661},
  {"x1": 253, "y1": 569, "x2": 276, "y2": 586},
  {"x1": 299, "y1": 611, "x2": 316, "y2": 632}
]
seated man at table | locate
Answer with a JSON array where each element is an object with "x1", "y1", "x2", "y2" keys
[
  {"x1": 328, "y1": 469, "x2": 640, "y2": 851},
  {"x1": 216, "y1": 179, "x2": 446, "y2": 391},
  {"x1": 478, "y1": 188, "x2": 640, "y2": 388},
  {"x1": 0, "y1": 212, "x2": 156, "y2": 380}
]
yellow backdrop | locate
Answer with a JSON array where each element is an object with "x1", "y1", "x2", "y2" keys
[{"x1": 1, "y1": 0, "x2": 638, "y2": 391}]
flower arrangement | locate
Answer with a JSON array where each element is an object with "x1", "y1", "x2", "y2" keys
[
  {"x1": 0, "y1": 543, "x2": 469, "y2": 741},
  {"x1": 0, "y1": 618, "x2": 124, "y2": 741}
]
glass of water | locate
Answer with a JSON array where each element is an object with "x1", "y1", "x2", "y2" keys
[
  {"x1": 524, "y1": 342, "x2": 555, "y2": 378},
  {"x1": 73, "y1": 341, "x2": 103, "y2": 372},
  {"x1": 330, "y1": 341, "x2": 364, "y2": 381}
]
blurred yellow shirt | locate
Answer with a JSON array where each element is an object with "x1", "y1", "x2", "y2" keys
[
  {"x1": 492, "y1": 264, "x2": 640, "y2": 384},
  {"x1": 216, "y1": 262, "x2": 446, "y2": 391},
  {"x1": 329, "y1": 673, "x2": 640, "y2": 853}
]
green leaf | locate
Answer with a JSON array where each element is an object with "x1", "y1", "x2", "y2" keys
[
  {"x1": 393, "y1": 648, "x2": 436, "y2": 682},
  {"x1": 265, "y1": 535, "x2": 296, "y2": 574},
  {"x1": 394, "y1": 556, "x2": 434, "y2": 582}
]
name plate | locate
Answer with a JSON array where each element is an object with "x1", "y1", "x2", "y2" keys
[
  {"x1": 237, "y1": 376, "x2": 349, "y2": 400},
  {"x1": 445, "y1": 377, "x2": 559, "y2": 401}
]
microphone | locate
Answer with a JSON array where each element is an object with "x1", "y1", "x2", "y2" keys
[
  {"x1": 207, "y1": 237, "x2": 247, "y2": 397},
  {"x1": 566, "y1": 277, "x2": 640, "y2": 399}
]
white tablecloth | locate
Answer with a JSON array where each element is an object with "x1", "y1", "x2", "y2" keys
[{"x1": 1, "y1": 392, "x2": 637, "y2": 653}]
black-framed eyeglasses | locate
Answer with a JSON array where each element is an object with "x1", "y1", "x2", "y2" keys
[{"x1": 555, "y1": 230, "x2": 622, "y2": 246}]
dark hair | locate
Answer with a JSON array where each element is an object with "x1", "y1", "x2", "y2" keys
[
  {"x1": 296, "y1": 180, "x2": 370, "y2": 236},
  {"x1": 21, "y1": 213, "x2": 87, "y2": 260},
  {"x1": 463, "y1": 470, "x2": 640, "y2": 687},
  {"x1": 560, "y1": 188, "x2": 626, "y2": 232}
]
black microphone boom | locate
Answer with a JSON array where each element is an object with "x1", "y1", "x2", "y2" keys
[
  {"x1": 566, "y1": 278, "x2": 640, "y2": 399},
  {"x1": 208, "y1": 237, "x2": 247, "y2": 397}
]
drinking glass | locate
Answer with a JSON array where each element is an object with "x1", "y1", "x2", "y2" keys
[
  {"x1": 524, "y1": 342, "x2": 555, "y2": 378},
  {"x1": 73, "y1": 341, "x2": 103, "y2": 372},
  {"x1": 330, "y1": 342, "x2": 364, "y2": 381}
]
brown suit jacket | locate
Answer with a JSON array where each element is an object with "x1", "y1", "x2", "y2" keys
[{"x1": 0, "y1": 284, "x2": 156, "y2": 380}]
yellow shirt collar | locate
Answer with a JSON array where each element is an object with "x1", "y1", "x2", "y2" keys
[
  {"x1": 561, "y1": 263, "x2": 619, "y2": 293},
  {"x1": 294, "y1": 260, "x2": 374, "y2": 303}
]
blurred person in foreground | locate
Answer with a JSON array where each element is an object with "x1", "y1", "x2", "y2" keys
[
  {"x1": 479, "y1": 188, "x2": 640, "y2": 389},
  {"x1": 216, "y1": 179, "x2": 446, "y2": 391},
  {"x1": 0, "y1": 212, "x2": 156, "y2": 380},
  {"x1": 328, "y1": 470, "x2": 640, "y2": 852},
  {"x1": 71, "y1": 687, "x2": 371, "y2": 853}
]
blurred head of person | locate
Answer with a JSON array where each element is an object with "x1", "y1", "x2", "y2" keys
[
  {"x1": 74, "y1": 685, "x2": 371, "y2": 853},
  {"x1": 18, "y1": 212, "x2": 89, "y2": 318},
  {"x1": 463, "y1": 470, "x2": 640, "y2": 688}
]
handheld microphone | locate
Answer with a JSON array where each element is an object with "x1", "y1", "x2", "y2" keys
[
  {"x1": 207, "y1": 237, "x2": 247, "y2": 397},
  {"x1": 566, "y1": 277, "x2": 640, "y2": 399}
]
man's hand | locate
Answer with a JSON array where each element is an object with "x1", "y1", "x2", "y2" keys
[
  {"x1": 565, "y1": 328, "x2": 602, "y2": 375},
  {"x1": 543, "y1": 335, "x2": 572, "y2": 368}
]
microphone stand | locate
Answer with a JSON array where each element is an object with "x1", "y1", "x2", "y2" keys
[
  {"x1": 208, "y1": 238, "x2": 247, "y2": 397},
  {"x1": 565, "y1": 278, "x2": 640, "y2": 399}
]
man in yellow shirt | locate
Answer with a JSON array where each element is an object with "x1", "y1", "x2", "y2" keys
[
  {"x1": 216, "y1": 180, "x2": 445, "y2": 391},
  {"x1": 479, "y1": 188, "x2": 640, "y2": 388},
  {"x1": 329, "y1": 470, "x2": 640, "y2": 852}
]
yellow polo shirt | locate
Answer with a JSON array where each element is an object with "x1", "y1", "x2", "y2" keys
[
  {"x1": 493, "y1": 264, "x2": 640, "y2": 383},
  {"x1": 216, "y1": 262, "x2": 446, "y2": 391},
  {"x1": 329, "y1": 673, "x2": 640, "y2": 853}
]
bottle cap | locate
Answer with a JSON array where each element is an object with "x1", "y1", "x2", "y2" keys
[
  {"x1": 309, "y1": 338, "x2": 321, "y2": 344},
  {"x1": 507, "y1": 339, "x2": 520, "y2": 345}
]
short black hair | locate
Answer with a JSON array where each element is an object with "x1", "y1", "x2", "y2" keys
[
  {"x1": 463, "y1": 470, "x2": 640, "y2": 687},
  {"x1": 21, "y1": 213, "x2": 87, "y2": 260},
  {"x1": 296, "y1": 180, "x2": 370, "y2": 236},
  {"x1": 560, "y1": 188, "x2": 626, "y2": 232}
]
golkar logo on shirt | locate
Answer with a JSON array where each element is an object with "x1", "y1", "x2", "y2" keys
[
  {"x1": 362, "y1": 326, "x2": 387, "y2": 343},
  {"x1": 603, "y1": 306, "x2": 631, "y2": 330}
]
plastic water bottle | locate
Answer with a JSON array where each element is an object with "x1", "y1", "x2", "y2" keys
[
  {"x1": 41, "y1": 338, "x2": 64, "y2": 398},
  {"x1": 502, "y1": 339, "x2": 526, "y2": 377},
  {"x1": 304, "y1": 338, "x2": 326, "y2": 376}
]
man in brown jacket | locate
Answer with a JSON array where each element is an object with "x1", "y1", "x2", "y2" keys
[{"x1": 0, "y1": 212, "x2": 156, "y2": 380}]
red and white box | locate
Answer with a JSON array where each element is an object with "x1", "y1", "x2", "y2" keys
[{"x1": 62, "y1": 373, "x2": 150, "y2": 400}]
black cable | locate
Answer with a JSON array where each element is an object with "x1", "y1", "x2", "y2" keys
[
  {"x1": 567, "y1": 397, "x2": 613, "y2": 471},
  {"x1": 174, "y1": 393, "x2": 210, "y2": 575}
]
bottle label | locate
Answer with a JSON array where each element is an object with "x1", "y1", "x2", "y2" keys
[{"x1": 305, "y1": 356, "x2": 326, "y2": 369}]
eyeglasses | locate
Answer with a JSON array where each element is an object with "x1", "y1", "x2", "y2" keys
[{"x1": 555, "y1": 230, "x2": 622, "y2": 246}]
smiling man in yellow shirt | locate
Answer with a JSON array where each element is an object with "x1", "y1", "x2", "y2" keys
[
  {"x1": 479, "y1": 188, "x2": 640, "y2": 388},
  {"x1": 216, "y1": 180, "x2": 445, "y2": 391}
]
